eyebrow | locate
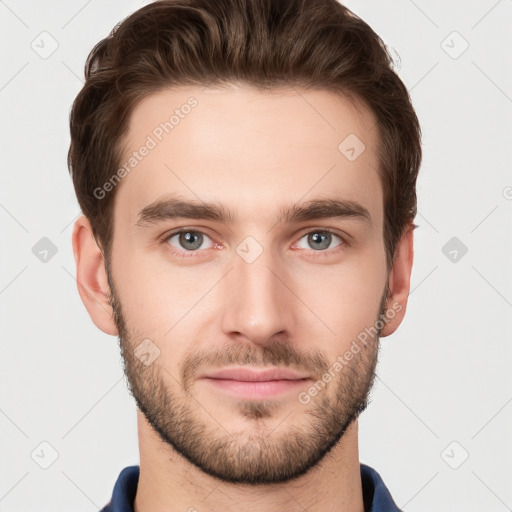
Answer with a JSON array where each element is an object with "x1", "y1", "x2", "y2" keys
[{"x1": 135, "y1": 195, "x2": 372, "y2": 227}]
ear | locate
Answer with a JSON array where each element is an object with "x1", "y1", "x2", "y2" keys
[
  {"x1": 71, "y1": 215, "x2": 118, "y2": 336},
  {"x1": 380, "y1": 225, "x2": 414, "y2": 337}
]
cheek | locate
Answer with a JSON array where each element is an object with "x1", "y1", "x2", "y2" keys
[
  {"x1": 111, "y1": 260, "x2": 203, "y2": 376},
  {"x1": 110, "y1": 245, "x2": 174, "y2": 333},
  {"x1": 289, "y1": 251, "x2": 386, "y2": 341},
  {"x1": 112, "y1": 243, "x2": 221, "y2": 344}
]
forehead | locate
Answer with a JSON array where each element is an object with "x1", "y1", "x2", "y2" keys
[{"x1": 115, "y1": 84, "x2": 382, "y2": 227}]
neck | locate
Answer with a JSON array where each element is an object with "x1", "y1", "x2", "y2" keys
[{"x1": 133, "y1": 411, "x2": 365, "y2": 512}]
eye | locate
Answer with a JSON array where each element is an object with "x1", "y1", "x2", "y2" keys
[
  {"x1": 161, "y1": 228, "x2": 346, "y2": 259},
  {"x1": 294, "y1": 229, "x2": 345, "y2": 252},
  {"x1": 166, "y1": 230, "x2": 215, "y2": 252}
]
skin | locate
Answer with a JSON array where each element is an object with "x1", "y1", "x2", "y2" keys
[{"x1": 72, "y1": 84, "x2": 414, "y2": 512}]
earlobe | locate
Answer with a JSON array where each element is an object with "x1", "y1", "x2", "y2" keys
[
  {"x1": 71, "y1": 215, "x2": 118, "y2": 336},
  {"x1": 380, "y1": 226, "x2": 414, "y2": 338}
]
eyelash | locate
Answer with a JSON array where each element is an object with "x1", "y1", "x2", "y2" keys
[{"x1": 159, "y1": 228, "x2": 349, "y2": 259}]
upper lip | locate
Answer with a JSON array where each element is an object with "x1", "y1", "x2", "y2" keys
[{"x1": 200, "y1": 367, "x2": 310, "y2": 382}]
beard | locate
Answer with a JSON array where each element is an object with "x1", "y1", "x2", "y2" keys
[{"x1": 107, "y1": 264, "x2": 387, "y2": 485}]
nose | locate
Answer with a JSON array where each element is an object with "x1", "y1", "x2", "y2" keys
[{"x1": 219, "y1": 242, "x2": 294, "y2": 346}]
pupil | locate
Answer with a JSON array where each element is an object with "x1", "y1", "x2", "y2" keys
[
  {"x1": 182, "y1": 231, "x2": 201, "y2": 250},
  {"x1": 310, "y1": 232, "x2": 330, "y2": 250}
]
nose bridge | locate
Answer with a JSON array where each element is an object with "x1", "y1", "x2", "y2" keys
[{"x1": 220, "y1": 236, "x2": 291, "y2": 343}]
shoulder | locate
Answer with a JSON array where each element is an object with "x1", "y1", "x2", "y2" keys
[
  {"x1": 100, "y1": 465, "x2": 140, "y2": 512},
  {"x1": 360, "y1": 463, "x2": 403, "y2": 512}
]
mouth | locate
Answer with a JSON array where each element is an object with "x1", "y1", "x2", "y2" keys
[{"x1": 198, "y1": 367, "x2": 312, "y2": 399}]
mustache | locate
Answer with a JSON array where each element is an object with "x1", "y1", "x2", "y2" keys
[{"x1": 180, "y1": 340, "x2": 330, "y2": 390}]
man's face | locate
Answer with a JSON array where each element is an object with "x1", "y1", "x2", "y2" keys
[{"x1": 107, "y1": 85, "x2": 390, "y2": 484}]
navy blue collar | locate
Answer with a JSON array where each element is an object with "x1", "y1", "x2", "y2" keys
[{"x1": 101, "y1": 463, "x2": 402, "y2": 511}]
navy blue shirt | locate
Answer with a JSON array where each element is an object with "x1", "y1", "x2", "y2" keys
[{"x1": 100, "y1": 463, "x2": 403, "y2": 511}]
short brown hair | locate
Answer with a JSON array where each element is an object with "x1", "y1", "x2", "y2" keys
[{"x1": 68, "y1": 0, "x2": 421, "y2": 269}]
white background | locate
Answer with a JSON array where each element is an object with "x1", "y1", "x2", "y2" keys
[{"x1": 0, "y1": 0, "x2": 511, "y2": 510}]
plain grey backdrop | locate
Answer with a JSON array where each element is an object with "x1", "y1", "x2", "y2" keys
[{"x1": 0, "y1": 0, "x2": 511, "y2": 510}]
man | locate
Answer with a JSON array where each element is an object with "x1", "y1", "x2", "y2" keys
[{"x1": 68, "y1": 0, "x2": 421, "y2": 510}]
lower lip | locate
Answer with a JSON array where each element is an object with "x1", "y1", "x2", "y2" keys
[{"x1": 201, "y1": 378, "x2": 310, "y2": 399}]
